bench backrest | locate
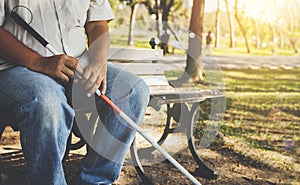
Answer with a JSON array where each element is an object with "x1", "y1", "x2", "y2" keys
[{"x1": 108, "y1": 47, "x2": 170, "y2": 88}]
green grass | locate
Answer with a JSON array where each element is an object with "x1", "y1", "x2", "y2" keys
[
  {"x1": 110, "y1": 33, "x2": 300, "y2": 56},
  {"x1": 210, "y1": 68, "x2": 300, "y2": 150},
  {"x1": 220, "y1": 69, "x2": 300, "y2": 183},
  {"x1": 212, "y1": 47, "x2": 299, "y2": 56},
  {"x1": 166, "y1": 68, "x2": 300, "y2": 184},
  {"x1": 223, "y1": 68, "x2": 300, "y2": 92}
]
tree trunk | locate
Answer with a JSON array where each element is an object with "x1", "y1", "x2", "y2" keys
[
  {"x1": 215, "y1": 0, "x2": 221, "y2": 48},
  {"x1": 271, "y1": 0, "x2": 278, "y2": 54},
  {"x1": 185, "y1": 0, "x2": 205, "y2": 81},
  {"x1": 253, "y1": 18, "x2": 260, "y2": 49},
  {"x1": 169, "y1": 0, "x2": 205, "y2": 87},
  {"x1": 290, "y1": 38, "x2": 298, "y2": 53},
  {"x1": 160, "y1": 0, "x2": 174, "y2": 54},
  {"x1": 128, "y1": 3, "x2": 139, "y2": 46},
  {"x1": 234, "y1": 0, "x2": 251, "y2": 53},
  {"x1": 270, "y1": 23, "x2": 277, "y2": 54},
  {"x1": 225, "y1": 0, "x2": 235, "y2": 48},
  {"x1": 155, "y1": 0, "x2": 160, "y2": 39}
]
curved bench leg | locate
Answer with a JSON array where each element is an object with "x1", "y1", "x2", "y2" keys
[
  {"x1": 130, "y1": 101, "x2": 219, "y2": 183},
  {"x1": 187, "y1": 103, "x2": 218, "y2": 180}
]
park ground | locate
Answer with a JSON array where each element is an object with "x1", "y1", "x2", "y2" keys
[{"x1": 0, "y1": 55, "x2": 299, "y2": 185}]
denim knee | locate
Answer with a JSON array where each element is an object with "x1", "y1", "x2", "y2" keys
[
  {"x1": 19, "y1": 84, "x2": 74, "y2": 133},
  {"x1": 130, "y1": 79, "x2": 150, "y2": 110}
]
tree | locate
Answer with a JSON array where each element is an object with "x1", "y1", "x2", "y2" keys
[
  {"x1": 128, "y1": 2, "x2": 140, "y2": 46},
  {"x1": 119, "y1": 0, "x2": 183, "y2": 50},
  {"x1": 224, "y1": 0, "x2": 235, "y2": 48},
  {"x1": 214, "y1": 0, "x2": 221, "y2": 48},
  {"x1": 234, "y1": 0, "x2": 251, "y2": 53},
  {"x1": 118, "y1": 0, "x2": 139, "y2": 46},
  {"x1": 252, "y1": 18, "x2": 261, "y2": 49},
  {"x1": 160, "y1": 0, "x2": 175, "y2": 54},
  {"x1": 286, "y1": 0, "x2": 300, "y2": 53},
  {"x1": 170, "y1": 0, "x2": 206, "y2": 87}
]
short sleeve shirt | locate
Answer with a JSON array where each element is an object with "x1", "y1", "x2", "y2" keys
[{"x1": 0, "y1": 0, "x2": 115, "y2": 70}]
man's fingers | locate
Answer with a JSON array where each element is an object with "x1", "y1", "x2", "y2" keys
[
  {"x1": 100, "y1": 78, "x2": 107, "y2": 95},
  {"x1": 80, "y1": 70, "x2": 91, "y2": 87},
  {"x1": 76, "y1": 63, "x2": 107, "y2": 97},
  {"x1": 76, "y1": 63, "x2": 84, "y2": 76},
  {"x1": 52, "y1": 55, "x2": 79, "y2": 81},
  {"x1": 64, "y1": 57, "x2": 80, "y2": 75},
  {"x1": 84, "y1": 72, "x2": 98, "y2": 90},
  {"x1": 57, "y1": 72, "x2": 70, "y2": 82},
  {"x1": 61, "y1": 67, "x2": 75, "y2": 79},
  {"x1": 63, "y1": 56, "x2": 79, "y2": 69},
  {"x1": 88, "y1": 75, "x2": 101, "y2": 94}
]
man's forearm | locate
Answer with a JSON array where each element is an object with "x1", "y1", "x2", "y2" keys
[
  {"x1": 85, "y1": 21, "x2": 110, "y2": 63},
  {"x1": 0, "y1": 28, "x2": 41, "y2": 69},
  {"x1": 85, "y1": 21, "x2": 110, "y2": 46},
  {"x1": 80, "y1": 21, "x2": 111, "y2": 94}
]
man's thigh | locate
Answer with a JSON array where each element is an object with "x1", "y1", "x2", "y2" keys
[{"x1": 0, "y1": 66, "x2": 66, "y2": 116}]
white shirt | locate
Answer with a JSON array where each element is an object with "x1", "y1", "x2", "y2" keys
[{"x1": 0, "y1": 0, "x2": 115, "y2": 70}]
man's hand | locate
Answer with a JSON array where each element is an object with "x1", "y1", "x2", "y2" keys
[
  {"x1": 31, "y1": 54, "x2": 79, "y2": 82},
  {"x1": 79, "y1": 61, "x2": 107, "y2": 97}
]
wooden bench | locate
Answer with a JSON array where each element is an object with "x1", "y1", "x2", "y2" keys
[{"x1": 107, "y1": 47, "x2": 225, "y2": 184}]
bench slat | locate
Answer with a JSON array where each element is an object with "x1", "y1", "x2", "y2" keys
[
  {"x1": 109, "y1": 47, "x2": 164, "y2": 62},
  {"x1": 140, "y1": 75, "x2": 169, "y2": 86},
  {"x1": 114, "y1": 63, "x2": 165, "y2": 75}
]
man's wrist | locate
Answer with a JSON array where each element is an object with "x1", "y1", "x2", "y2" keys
[{"x1": 27, "y1": 54, "x2": 44, "y2": 71}]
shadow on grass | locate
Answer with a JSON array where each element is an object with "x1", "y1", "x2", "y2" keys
[
  {"x1": 208, "y1": 142, "x2": 297, "y2": 184},
  {"x1": 220, "y1": 123, "x2": 300, "y2": 155}
]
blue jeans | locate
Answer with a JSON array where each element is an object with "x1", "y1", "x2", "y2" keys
[{"x1": 0, "y1": 63, "x2": 149, "y2": 185}]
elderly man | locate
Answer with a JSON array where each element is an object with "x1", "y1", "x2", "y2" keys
[{"x1": 0, "y1": 0, "x2": 149, "y2": 184}]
